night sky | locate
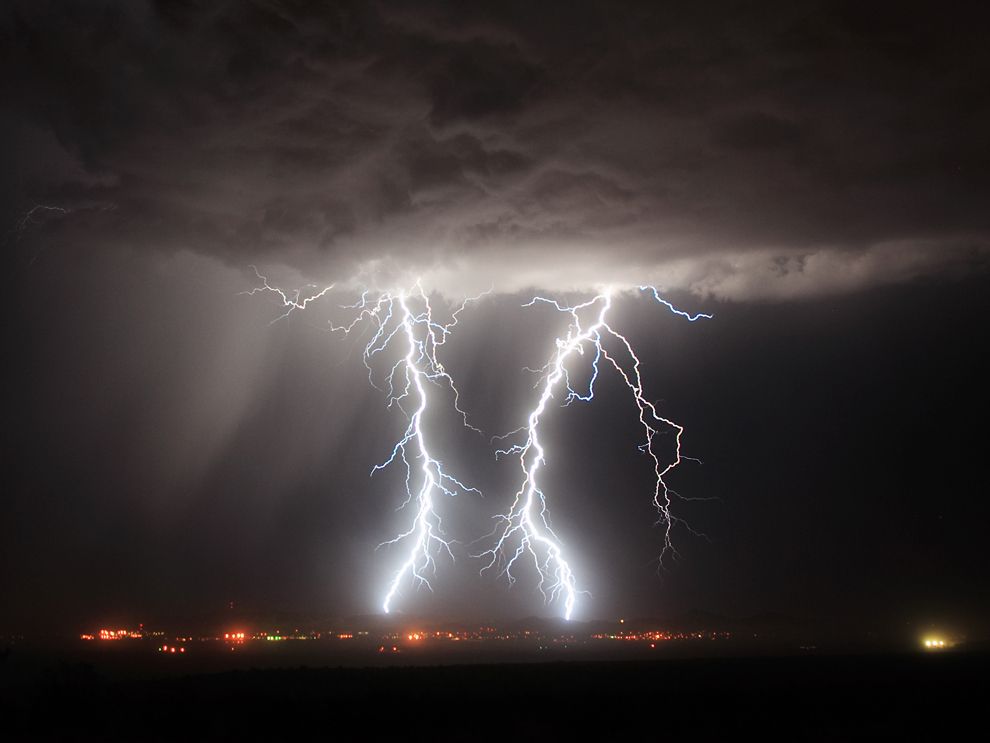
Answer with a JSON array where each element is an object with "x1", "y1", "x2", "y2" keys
[{"x1": 2, "y1": 1, "x2": 988, "y2": 636}]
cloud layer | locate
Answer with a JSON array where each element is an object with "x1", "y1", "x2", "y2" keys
[{"x1": 3, "y1": 0, "x2": 988, "y2": 298}]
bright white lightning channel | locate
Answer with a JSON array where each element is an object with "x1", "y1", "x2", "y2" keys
[
  {"x1": 243, "y1": 268, "x2": 483, "y2": 614},
  {"x1": 480, "y1": 287, "x2": 711, "y2": 620}
]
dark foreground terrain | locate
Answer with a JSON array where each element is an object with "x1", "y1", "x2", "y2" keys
[{"x1": 2, "y1": 649, "x2": 986, "y2": 740}]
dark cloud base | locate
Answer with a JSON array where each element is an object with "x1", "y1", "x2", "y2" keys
[{"x1": 3, "y1": 0, "x2": 988, "y2": 297}]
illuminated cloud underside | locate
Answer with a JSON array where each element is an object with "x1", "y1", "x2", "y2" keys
[{"x1": 5, "y1": 3, "x2": 987, "y2": 302}]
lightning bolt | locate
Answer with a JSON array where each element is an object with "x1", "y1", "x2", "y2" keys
[
  {"x1": 239, "y1": 265, "x2": 336, "y2": 324},
  {"x1": 8, "y1": 203, "x2": 115, "y2": 262},
  {"x1": 244, "y1": 269, "x2": 484, "y2": 614},
  {"x1": 243, "y1": 268, "x2": 707, "y2": 619},
  {"x1": 346, "y1": 287, "x2": 484, "y2": 614},
  {"x1": 480, "y1": 288, "x2": 711, "y2": 619},
  {"x1": 14, "y1": 204, "x2": 70, "y2": 232}
]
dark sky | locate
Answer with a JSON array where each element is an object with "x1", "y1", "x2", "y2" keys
[{"x1": 2, "y1": 1, "x2": 988, "y2": 635}]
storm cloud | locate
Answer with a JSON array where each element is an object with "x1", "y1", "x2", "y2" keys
[
  {"x1": 3, "y1": 2, "x2": 990, "y2": 634},
  {"x1": 3, "y1": 0, "x2": 988, "y2": 299}
]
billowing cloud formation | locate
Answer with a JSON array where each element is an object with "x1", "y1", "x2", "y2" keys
[{"x1": 3, "y1": 0, "x2": 988, "y2": 299}]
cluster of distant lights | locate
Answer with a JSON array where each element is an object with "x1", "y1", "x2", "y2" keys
[
  {"x1": 79, "y1": 629, "x2": 144, "y2": 641},
  {"x1": 591, "y1": 630, "x2": 729, "y2": 642},
  {"x1": 80, "y1": 623, "x2": 733, "y2": 650},
  {"x1": 82, "y1": 626, "x2": 959, "y2": 654}
]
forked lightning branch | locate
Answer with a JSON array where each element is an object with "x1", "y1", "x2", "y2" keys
[{"x1": 244, "y1": 269, "x2": 710, "y2": 619}]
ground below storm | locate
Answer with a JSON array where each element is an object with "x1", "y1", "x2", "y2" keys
[{"x1": 2, "y1": 648, "x2": 986, "y2": 740}]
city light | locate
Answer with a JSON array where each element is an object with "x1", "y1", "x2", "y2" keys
[
  {"x1": 79, "y1": 621, "x2": 733, "y2": 653},
  {"x1": 96, "y1": 628, "x2": 143, "y2": 640}
]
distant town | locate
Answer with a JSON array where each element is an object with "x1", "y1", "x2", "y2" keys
[
  {"x1": 0, "y1": 611, "x2": 959, "y2": 657},
  {"x1": 78, "y1": 621, "x2": 733, "y2": 656}
]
